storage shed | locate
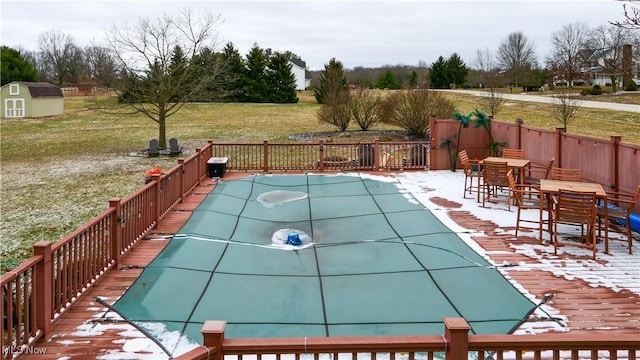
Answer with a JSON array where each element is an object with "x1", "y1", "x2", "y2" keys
[{"x1": 1, "y1": 81, "x2": 64, "y2": 118}]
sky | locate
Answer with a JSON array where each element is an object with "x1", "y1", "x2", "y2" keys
[{"x1": 0, "y1": 0, "x2": 629, "y2": 70}]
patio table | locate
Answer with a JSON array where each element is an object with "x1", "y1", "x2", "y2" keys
[
  {"x1": 539, "y1": 179, "x2": 609, "y2": 252},
  {"x1": 477, "y1": 156, "x2": 531, "y2": 202}
]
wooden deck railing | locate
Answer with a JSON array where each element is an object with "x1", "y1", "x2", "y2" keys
[
  {"x1": 2, "y1": 137, "x2": 638, "y2": 359},
  {"x1": 175, "y1": 318, "x2": 640, "y2": 360},
  {"x1": 210, "y1": 139, "x2": 431, "y2": 172}
]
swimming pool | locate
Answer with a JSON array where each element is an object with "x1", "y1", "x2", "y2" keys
[{"x1": 112, "y1": 174, "x2": 536, "y2": 353}]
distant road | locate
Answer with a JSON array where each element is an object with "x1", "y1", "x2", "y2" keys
[{"x1": 438, "y1": 89, "x2": 640, "y2": 113}]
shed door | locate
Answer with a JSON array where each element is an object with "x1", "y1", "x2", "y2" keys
[{"x1": 4, "y1": 99, "x2": 25, "y2": 118}]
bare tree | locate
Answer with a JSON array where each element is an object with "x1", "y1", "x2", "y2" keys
[
  {"x1": 38, "y1": 30, "x2": 78, "y2": 85},
  {"x1": 610, "y1": 0, "x2": 640, "y2": 29},
  {"x1": 547, "y1": 22, "x2": 590, "y2": 87},
  {"x1": 107, "y1": 9, "x2": 224, "y2": 148},
  {"x1": 477, "y1": 86, "x2": 506, "y2": 117},
  {"x1": 84, "y1": 44, "x2": 120, "y2": 89},
  {"x1": 586, "y1": 25, "x2": 636, "y2": 92},
  {"x1": 551, "y1": 87, "x2": 581, "y2": 130},
  {"x1": 497, "y1": 31, "x2": 538, "y2": 88},
  {"x1": 473, "y1": 49, "x2": 505, "y2": 116}
]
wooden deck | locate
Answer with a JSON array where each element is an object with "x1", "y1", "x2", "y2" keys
[{"x1": 19, "y1": 171, "x2": 640, "y2": 359}]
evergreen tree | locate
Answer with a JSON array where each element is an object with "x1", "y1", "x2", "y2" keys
[
  {"x1": 314, "y1": 58, "x2": 348, "y2": 104},
  {"x1": 191, "y1": 47, "x2": 228, "y2": 102},
  {"x1": 429, "y1": 56, "x2": 448, "y2": 89},
  {"x1": 243, "y1": 44, "x2": 270, "y2": 102},
  {"x1": 1, "y1": 46, "x2": 38, "y2": 85},
  {"x1": 375, "y1": 69, "x2": 401, "y2": 89},
  {"x1": 217, "y1": 42, "x2": 245, "y2": 102},
  {"x1": 266, "y1": 52, "x2": 298, "y2": 103},
  {"x1": 446, "y1": 53, "x2": 468, "y2": 88},
  {"x1": 168, "y1": 45, "x2": 188, "y2": 101}
]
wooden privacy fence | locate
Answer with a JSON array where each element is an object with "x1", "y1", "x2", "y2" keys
[{"x1": 175, "y1": 318, "x2": 640, "y2": 360}]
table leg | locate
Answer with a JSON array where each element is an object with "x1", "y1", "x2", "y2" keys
[{"x1": 603, "y1": 197, "x2": 609, "y2": 254}]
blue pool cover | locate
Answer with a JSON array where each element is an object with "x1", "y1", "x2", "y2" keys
[{"x1": 112, "y1": 174, "x2": 536, "y2": 351}]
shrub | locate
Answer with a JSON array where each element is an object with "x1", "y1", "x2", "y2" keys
[
  {"x1": 349, "y1": 88, "x2": 383, "y2": 130},
  {"x1": 625, "y1": 81, "x2": 638, "y2": 91},
  {"x1": 380, "y1": 88, "x2": 455, "y2": 139},
  {"x1": 317, "y1": 92, "x2": 351, "y2": 131},
  {"x1": 580, "y1": 88, "x2": 591, "y2": 96},
  {"x1": 590, "y1": 85, "x2": 603, "y2": 96}
]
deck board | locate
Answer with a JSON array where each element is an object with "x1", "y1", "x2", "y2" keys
[{"x1": 19, "y1": 172, "x2": 640, "y2": 359}]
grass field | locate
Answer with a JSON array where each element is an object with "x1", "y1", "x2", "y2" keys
[{"x1": 1, "y1": 90, "x2": 638, "y2": 271}]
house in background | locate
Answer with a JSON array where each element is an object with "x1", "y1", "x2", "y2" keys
[
  {"x1": 289, "y1": 58, "x2": 311, "y2": 91},
  {"x1": 1, "y1": 81, "x2": 64, "y2": 118}
]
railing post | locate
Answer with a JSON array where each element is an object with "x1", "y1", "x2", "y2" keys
[
  {"x1": 555, "y1": 127, "x2": 565, "y2": 167},
  {"x1": 610, "y1": 135, "x2": 621, "y2": 191},
  {"x1": 109, "y1": 198, "x2": 122, "y2": 266},
  {"x1": 195, "y1": 148, "x2": 203, "y2": 179},
  {"x1": 263, "y1": 140, "x2": 269, "y2": 173},
  {"x1": 33, "y1": 241, "x2": 53, "y2": 340},
  {"x1": 178, "y1": 159, "x2": 186, "y2": 199},
  {"x1": 429, "y1": 115, "x2": 436, "y2": 169},
  {"x1": 374, "y1": 138, "x2": 381, "y2": 171},
  {"x1": 207, "y1": 140, "x2": 214, "y2": 159},
  {"x1": 202, "y1": 320, "x2": 227, "y2": 360},
  {"x1": 319, "y1": 140, "x2": 325, "y2": 172},
  {"x1": 152, "y1": 173, "x2": 162, "y2": 222},
  {"x1": 443, "y1": 317, "x2": 470, "y2": 360}
]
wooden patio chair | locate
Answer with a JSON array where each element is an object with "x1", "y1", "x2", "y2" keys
[
  {"x1": 508, "y1": 169, "x2": 549, "y2": 242},
  {"x1": 379, "y1": 151, "x2": 394, "y2": 170},
  {"x1": 169, "y1": 138, "x2": 182, "y2": 156},
  {"x1": 550, "y1": 167, "x2": 583, "y2": 182},
  {"x1": 597, "y1": 185, "x2": 640, "y2": 254},
  {"x1": 502, "y1": 148, "x2": 525, "y2": 159},
  {"x1": 524, "y1": 157, "x2": 555, "y2": 188},
  {"x1": 550, "y1": 189, "x2": 598, "y2": 259},
  {"x1": 459, "y1": 150, "x2": 481, "y2": 199},
  {"x1": 482, "y1": 160, "x2": 512, "y2": 210},
  {"x1": 148, "y1": 139, "x2": 160, "y2": 157}
]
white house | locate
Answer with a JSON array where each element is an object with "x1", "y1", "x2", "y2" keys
[{"x1": 289, "y1": 58, "x2": 311, "y2": 91}]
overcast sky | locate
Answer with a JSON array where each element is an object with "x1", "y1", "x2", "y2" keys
[{"x1": 0, "y1": 0, "x2": 628, "y2": 70}]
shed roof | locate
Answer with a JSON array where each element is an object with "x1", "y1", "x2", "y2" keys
[{"x1": 19, "y1": 82, "x2": 63, "y2": 98}]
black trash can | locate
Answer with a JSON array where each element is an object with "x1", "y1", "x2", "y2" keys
[{"x1": 207, "y1": 157, "x2": 228, "y2": 178}]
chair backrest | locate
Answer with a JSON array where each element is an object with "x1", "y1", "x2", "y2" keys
[
  {"x1": 506, "y1": 169, "x2": 520, "y2": 203},
  {"x1": 555, "y1": 189, "x2": 597, "y2": 225},
  {"x1": 169, "y1": 138, "x2": 181, "y2": 155},
  {"x1": 148, "y1": 139, "x2": 160, "y2": 157},
  {"x1": 551, "y1": 167, "x2": 582, "y2": 182},
  {"x1": 458, "y1": 150, "x2": 473, "y2": 174},
  {"x1": 483, "y1": 160, "x2": 509, "y2": 186},
  {"x1": 542, "y1": 157, "x2": 556, "y2": 179},
  {"x1": 169, "y1": 138, "x2": 179, "y2": 150},
  {"x1": 502, "y1": 148, "x2": 525, "y2": 159}
]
